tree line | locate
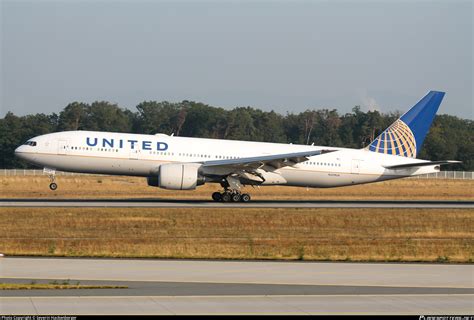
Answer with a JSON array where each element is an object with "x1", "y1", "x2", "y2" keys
[{"x1": 1, "y1": 100, "x2": 472, "y2": 170}]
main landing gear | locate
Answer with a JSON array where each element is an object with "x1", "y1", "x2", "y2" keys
[
  {"x1": 212, "y1": 175, "x2": 251, "y2": 202},
  {"x1": 212, "y1": 191, "x2": 251, "y2": 203}
]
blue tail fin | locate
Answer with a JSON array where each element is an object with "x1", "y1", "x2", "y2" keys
[{"x1": 366, "y1": 91, "x2": 445, "y2": 158}]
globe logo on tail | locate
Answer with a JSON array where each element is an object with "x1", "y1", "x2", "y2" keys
[{"x1": 366, "y1": 119, "x2": 417, "y2": 158}]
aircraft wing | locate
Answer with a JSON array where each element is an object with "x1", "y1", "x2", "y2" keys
[
  {"x1": 202, "y1": 149, "x2": 336, "y2": 170},
  {"x1": 384, "y1": 160, "x2": 461, "y2": 170}
]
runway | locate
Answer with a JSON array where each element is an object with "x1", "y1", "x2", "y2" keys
[
  {"x1": 2, "y1": 278, "x2": 473, "y2": 297},
  {"x1": 1, "y1": 257, "x2": 473, "y2": 314},
  {"x1": 1, "y1": 198, "x2": 473, "y2": 208}
]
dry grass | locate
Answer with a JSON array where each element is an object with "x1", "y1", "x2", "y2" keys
[
  {"x1": 0, "y1": 207, "x2": 472, "y2": 262},
  {"x1": 1, "y1": 175, "x2": 473, "y2": 200},
  {"x1": 0, "y1": 283, "x2": 127, "y2": 290}
]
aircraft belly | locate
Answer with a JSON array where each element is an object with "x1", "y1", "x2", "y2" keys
[{"x1": 280, "y1": 168, "x2": 383, "y2": 188}]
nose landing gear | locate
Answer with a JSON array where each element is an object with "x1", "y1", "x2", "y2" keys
[{"x1": 44, "y1": 167, "x2": 58, "y2": 191}]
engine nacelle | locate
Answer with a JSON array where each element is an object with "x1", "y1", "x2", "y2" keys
[{"x1": 147, "y1": 163, "x2": 204, "y2": 190}]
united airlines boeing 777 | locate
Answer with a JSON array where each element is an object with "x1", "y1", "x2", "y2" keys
[{"x1": 15, "y1": 91, "x2": 460, "y2": 202}]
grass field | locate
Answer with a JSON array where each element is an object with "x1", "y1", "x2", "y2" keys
[
  {"x1": 1, "y1": 207, "x2": 472, "y2": 262},
  {"x1": 1, "y1": 176, "x2": 472, "y2": 262},
  {"x1": 0, "y1": 283, "x2": 127, "y2": 290},
  {"x1": 1, "y1": 175, "x2": 473, "y2": 200}
]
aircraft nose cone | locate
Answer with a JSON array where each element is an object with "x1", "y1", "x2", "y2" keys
[{"x1": 14, "y1": 145, "x2": 27, "y2": 159}]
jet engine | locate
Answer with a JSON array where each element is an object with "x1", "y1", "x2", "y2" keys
[{"x1": 147, "y1": 163, "x2": 205, "y2": 190}]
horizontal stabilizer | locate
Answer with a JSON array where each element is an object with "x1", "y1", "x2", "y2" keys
[{"x1": 384, "y1": 160, "x2": 461, "y2": 170}]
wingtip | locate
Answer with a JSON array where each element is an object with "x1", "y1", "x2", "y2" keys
[
  {"x1": 429, "y1": 90, "x2": 446, "y2": 96},
  {"x1": 321, "y1": 149, "x2": 337, "y2": 154}
]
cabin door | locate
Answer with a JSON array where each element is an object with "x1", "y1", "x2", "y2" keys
[{"x1": 351, "y1": 159, "x2": 361, "y2": 174}]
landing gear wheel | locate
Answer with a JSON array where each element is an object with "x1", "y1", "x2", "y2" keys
[
  {"x1": 221, "y1": 192, "x2": 232, "y2": 202},
  {"x1": 49, "y1": 183, "x2": 58, "y2": 191},
  {"x1": 212, "y1": 192, "x2": 222, "y2": 202},
  {"x1": 241, "y1": 193, "x2": 251, "y2": 203},
  {"x1": 231, "y1": 193, "x2": 241, "y2": 202}
]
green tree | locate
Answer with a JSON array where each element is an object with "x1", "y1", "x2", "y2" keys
[
  {"x1": 83, "y1": 101, "x2": 132, "y2": 132},
  {"x1": 58, "y1": 102, "x2": 88, "y2": 131},
  {"x1": 134, "y1": 101, "x2": 180, "y2": 134},
  {"x1": 1, "y1": 100, "x2": 472, "y2": 171}
]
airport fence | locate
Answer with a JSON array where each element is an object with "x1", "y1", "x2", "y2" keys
[
  {"x1": 410, "y1": 171, "x2": 473, "y2": 180},
  {"x1": 0, "y1": 169, "x2": 473, "y2": 180},
  {"x1": 1, "y1": 169, "x2": 100, "y2": 177}
]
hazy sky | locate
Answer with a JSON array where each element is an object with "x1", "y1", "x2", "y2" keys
[{"x1": 1, "y1": 0, "x2": 472, "y2": 118}]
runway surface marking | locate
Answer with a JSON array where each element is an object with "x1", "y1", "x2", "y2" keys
[{"x1": 1, "y1": 199, "x2": 473, "y2": 208}]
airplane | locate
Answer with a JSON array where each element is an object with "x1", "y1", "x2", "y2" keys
[{"x1": 14, "y1": 91, "x2": 460, "y2": 202}]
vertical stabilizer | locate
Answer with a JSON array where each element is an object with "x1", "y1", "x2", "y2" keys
[{"x1": 366, "y1": 91, "x2": 445, "y2": 158}]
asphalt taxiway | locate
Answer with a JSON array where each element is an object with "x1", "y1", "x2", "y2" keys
[
  {"x1": 2, "y1": 278, "x2": 473, "y2": 297},
  {"x1": 1, "y1": 258, "x2": 473, "y2": 314},
  {"x1": 1, "y1": 198, "x2": 473, "y2": 208}
]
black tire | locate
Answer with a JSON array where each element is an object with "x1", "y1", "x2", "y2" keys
[
  {"x1": 221, "y1": 192, "x2": 232, "y2": 202},
  {"x1": 231, "y1": 193, "x2": 241, "y2": 202},
  {"x1": 241, "y1": 193, "x2": 251, "y2": 202},
  {"x1": 49, "y1": 183, "x2": 57, "y2": 191},
  {"x1": 212, "y1": 192, "x2": 222, "y2": 202}
]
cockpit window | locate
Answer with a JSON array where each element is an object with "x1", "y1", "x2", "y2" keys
[{"x1": 23, "y1": 141, "x2": 37, "y2": 146}]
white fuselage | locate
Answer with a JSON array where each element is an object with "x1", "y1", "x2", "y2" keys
[{"x1": 15, "y1": 131, "x2": 439, "y2": 188}]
